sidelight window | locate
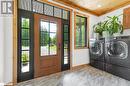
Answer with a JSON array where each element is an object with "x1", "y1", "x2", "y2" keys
[
  {"x1": 21, "y1": 18, "x2": 30, "y2": 73},
  {"x1": 63, "y1": 24, "x2": 69, "y2": 65}
]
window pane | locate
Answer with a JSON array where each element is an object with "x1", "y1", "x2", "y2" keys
[
  {"x1": 50, "y1": 45, "x2": 57, "y2": 55},
  {"x1": 76, "y1": 16, "x2": 87, "y2": 48},
  {"x1": 76, "y1": 16, "x2": 80, "y2": 25},
  {"x1": 21, "y1": 51, "x2": 30, "y2": 73},
  {"x1": 64, "y1": 58, "x2": 68, "y2": 64},
  {"x1": 64, "y1": 33, "x2": 68, "y2": 41},
  {"x1": 19, "y1": 0, "x2": 32, "y2": 11},
  {"x1": 22, "y1": 40, "x2": 30, "y2": 50},
  {"x1": 64, "y1": 41, "x2": 68, "y2": 48},
  {"x1": 40, "y1": 32, "x2": 49, "y2": 56},
  {"x1": 22, "y1": 18, "x2": 29, "y2": 28},
  {"x1": 54, "y1": 7, "x2": 62, "y2": 18},
  {"x1": 76, "y1": 27, "x2": 81, "y2": 46},
  {"x1": 63, "y1": 10, "x2": 68, "y2": 20},
  {"x1": 41, "y1": 45, "x2": 49, "y2": 56},
  {"x1": 33, "y1": 1, "x2": 43, "y2": 14},
  {"x1": 40, "y1": 32, "x2": 49, "y2": 46},
  {"x1": 41, "y1": 21, "x2": 49, "y2": 32},
  {"x1": 64, "y1": 25, "x2": 69, "y2": 32},
  {"x1": 81, "y1": 25, "x2": 86, "y2": 46},
  {"x1": 76, "y1": 28, "x2": 85, "y2": 47},
  {"x1": 22, "y1": 29, "x2": 29, "y2": 39},
  {"x1": 64, "y1": 48, "x2": 68, "y2": 56},
  {"x1": 81, "y1": 17, "x2": 85, "y2": 24},
  {"x1": 50, "y1": 23, "x2": 57, "y2": 32},
  {"x1": 44, "y1": 4, "x2": 53, "y2": 16},
  {"x1": 50, "y1": 33, "x2": 57, "y2": 55}
]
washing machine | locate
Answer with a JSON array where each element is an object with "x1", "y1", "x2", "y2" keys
[
  {"x1": 105, "y1": 36, "x2": 130, "y2": 80},
  {"x1": 89, "y1": 38, "x2": 105, "y2": 70}
]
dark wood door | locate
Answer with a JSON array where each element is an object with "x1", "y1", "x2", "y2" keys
[{"x1": 34, "y1": 14, "x2": 62, "y2": 77}]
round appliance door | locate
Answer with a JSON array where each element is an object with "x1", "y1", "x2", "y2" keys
[
  {"x1": 106, "y1": 41, "x2": 128, "y2": 59},
  {"x1": 90, "y1": 41, "x2": 103, "y2": 56}
]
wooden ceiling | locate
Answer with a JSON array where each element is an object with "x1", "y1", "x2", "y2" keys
[{"x1": 53, "y1": 0, "x2": 130, "y2": 16}]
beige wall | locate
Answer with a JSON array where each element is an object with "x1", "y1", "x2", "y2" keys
[
  {"x1": 3, "y1": 17, "x2": 13, "y2": 84},
  {"x1": 0, "y1": 0, "x2": 13, "y2": 84},
  {"x1": 0, "y1": 16, "x2": 4, "y2": 84},
  {"x1": 0, "y1": 16, "x2": 13, "y2": 85}
]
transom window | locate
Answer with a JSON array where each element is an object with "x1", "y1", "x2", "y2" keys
[
  {"x1": 40, "y1": 20, "x2": 57, "y2": 56},
  {"x1": 75, "y1": 15, "x2": 87, "y2": 48}
]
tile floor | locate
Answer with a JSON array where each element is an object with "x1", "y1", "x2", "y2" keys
[{"x1": 16, "y1": 65, "x2": 130, "y2": 86}]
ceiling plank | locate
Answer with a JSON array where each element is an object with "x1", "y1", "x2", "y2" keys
[
  {"x1": 53, "y1": 0, "x2": 99, "y2": 16},
  {"x1": 53, "y1": 0, "x2": 130, "y2": 16},
  {"x1": 98, "y1": 1, "x2": 130, "y2": 16}
]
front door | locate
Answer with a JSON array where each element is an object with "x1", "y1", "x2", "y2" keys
[{"x1": 34, "y1": 14, "x2": 62, "y2": 77}]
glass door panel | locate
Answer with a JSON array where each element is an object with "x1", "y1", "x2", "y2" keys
[
  {"x1": 40, "y1": 20, "x2": 57, "y2": 56},
  {"x1": 50, "y1": 33, "x2": 57, "y2": 55}
]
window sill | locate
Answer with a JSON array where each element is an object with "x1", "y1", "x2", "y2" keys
[{"x1": 74, "y1": 46, "x2": 88, "y2": 50}]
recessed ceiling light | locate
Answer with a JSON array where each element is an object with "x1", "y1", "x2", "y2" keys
[
  {"x1": 48, "y1": 0, "x2": 53, "y2": 1},
  {"x1": 97, "y1": 4, "x2": 102, "y2": 8}
]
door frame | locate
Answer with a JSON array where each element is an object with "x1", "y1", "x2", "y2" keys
[{"x1": 13, "y1": 0, "x2": 73, "y2": 85}]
